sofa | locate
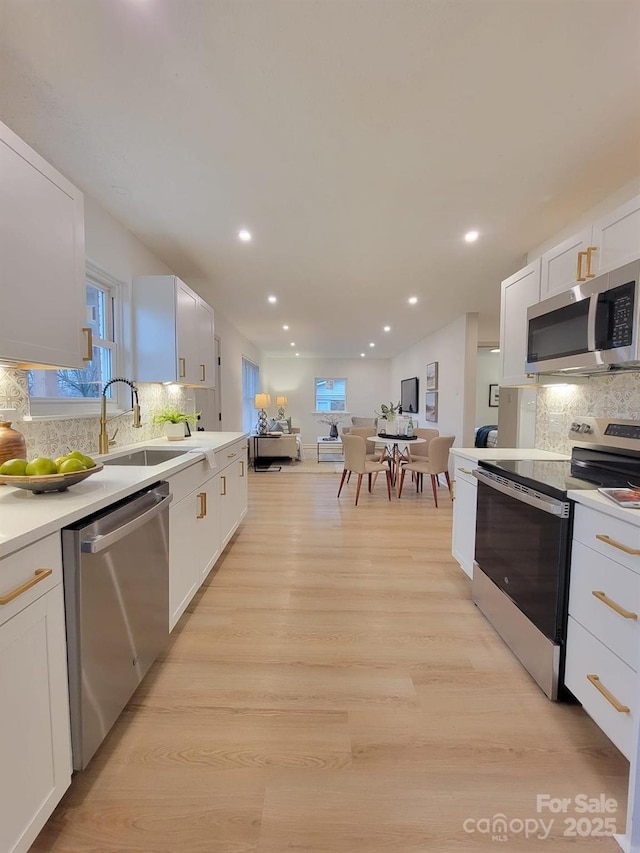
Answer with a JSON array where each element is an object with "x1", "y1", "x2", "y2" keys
[
  {"x1": 250, "y1": 428, "x2": 301, "y2": 461},
  {"x1": 341, "y1": 416, "x2": 377, "y2": 435}
]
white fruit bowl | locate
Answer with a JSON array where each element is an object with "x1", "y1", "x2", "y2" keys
[{"x1": 0, "y1": 463, "x2": 104, "y2": 494}]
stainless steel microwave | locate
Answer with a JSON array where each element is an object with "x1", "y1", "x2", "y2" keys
[{"x1": 526, "y1": 259, "x2": 640, "y2": 375}]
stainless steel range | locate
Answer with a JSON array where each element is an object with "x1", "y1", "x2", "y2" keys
[{"x1": 473, "y1": 418, "x2": 640, "y2": 700}]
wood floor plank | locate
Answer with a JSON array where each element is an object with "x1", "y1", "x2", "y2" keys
[{"x1": 32, "y1": 469, "x2": 628, "y2": 851}]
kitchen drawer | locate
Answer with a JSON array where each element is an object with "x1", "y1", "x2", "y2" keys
[
  {"x1": 165, "y1": 457, "x2": 211, "y2": 504},
  {"x1": 564, "y1": 616, "x2": 636, "y2": 760},
  {"x1": 569, "y1": 540, "x2": 639, "y2": 671},
  {"x1": 573, "y1": 504, "x2": 640, "y2": 576},
  {"x1": 215, "y1": 440, "x2": 246, "y2": 472},
  {"x1": 453, "y1": 459, "x2": 477, "y2": 486},
  {"x1": 0, "y1": 534, "x2": 62, "y2": 628}
]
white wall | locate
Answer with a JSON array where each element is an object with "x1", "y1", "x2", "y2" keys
[
  {"x1": 475, "y1": 348, "x2": 500, "y2": 426},
  {"x1": 262, "y1": 356, "x2": 391, "y2": 443},
  {"x1": 391, "y1": 313, "x2": 479, "y2": 447},
  {"x1": 215, "y1": 310, "x2": 262, "y2": 431}
]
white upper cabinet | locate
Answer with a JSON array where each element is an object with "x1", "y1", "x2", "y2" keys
[
  {"x1": 499, "y1": 258, "x2": 541, "y2": 387},
  {"x1": 133, "y1": 275, "x2": 215, "y2": 387},
  {"x1": 539, "y1": 194, "x2": 640, "y2": 299},
  {"x1": 0, "y1": 120, "x2": 87, "y2": 368}
]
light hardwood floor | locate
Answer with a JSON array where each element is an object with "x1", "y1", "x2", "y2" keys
[{"x1": 32, "y1": 470, "x2": 628, "y2": 851}]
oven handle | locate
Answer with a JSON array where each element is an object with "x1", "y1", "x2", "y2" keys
[
  {"x1": 81, "y1": 494, "x2": 173, "y2": 553},
  {"x1": 473, "y1": 469, "x2": 569, "y2": 516}
]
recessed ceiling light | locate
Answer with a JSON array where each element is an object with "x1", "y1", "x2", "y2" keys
[
  {"x1": 408, "y1": 296, "x2": 418, "y2": 305},
  {"x1": 383, "y1": 326, "x2": 391, "y2": 332},
  {"x1": 268, "y1": 295, "x2": 277, "y2": 304},
  {"x1": 282, "y1": 324, "x2": 289, "y2": 330},
  {"x1": 491, "y1": 348, "x2": 500, "y2": 353},
  {"x1": 290, "y1": 342, "x2": 295, "y2": 346},
  {"x1": 369, "y1": 342, "x2": 375, "y2": 348},
  {"x1": 238, "y1": 229, "x2": 252, "y2": 242},
  {"x1": 295, "y1": 352, "x2": 300, "y2": 357},
  {"x1": 464, "y1": 230, "x2": 479, "y2": 242},
  {"x1": 360, "y1": 353, "x2": 365, "y2": 357}
]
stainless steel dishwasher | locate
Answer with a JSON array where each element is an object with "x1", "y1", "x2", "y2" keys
[{"x1": 62, "y1": 481, "x2": 172, "y2": 770}]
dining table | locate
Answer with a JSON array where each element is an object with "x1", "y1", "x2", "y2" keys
[{"x1": 367, "y1": 434, "x2": 427, "y2": 493}]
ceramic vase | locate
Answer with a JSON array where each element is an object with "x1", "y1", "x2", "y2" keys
[
  {"x1": 165, "y1": 422, "x2": 185, "y2": 441},
  {"x1": 329, "y1": 424, "x2": 339, "y2": 439},
  {"x1": 0, "y1": 420, "x2": 27, "y2": 465}
]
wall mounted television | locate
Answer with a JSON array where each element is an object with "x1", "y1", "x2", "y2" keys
[{"x1": 400, "y1": 377, "x2": 419, "y2": 414}]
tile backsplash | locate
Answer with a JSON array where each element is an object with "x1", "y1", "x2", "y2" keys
[
  {"x1": 536, "y1": 371, "x2": 640, "y2": 453},
  {"x1": 0, "y1": 368, "x2": 192, "y2": 458}
]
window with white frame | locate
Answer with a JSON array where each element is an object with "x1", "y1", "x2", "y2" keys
[
  {"x1": 314, "y1": 378, "x2": 346, "y2": 412},
  {"x1": 28, "y1": 262, "x2": 123, "y2": 415}
]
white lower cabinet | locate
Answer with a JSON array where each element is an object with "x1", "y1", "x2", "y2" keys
[
  {"x1": 218, "y1": 454, "x2": 248, "y2": 550},
  {"x1": 451, "y1": 466, "x2": 477, "y2": 579},
  {"x1": 565, "y1": 504, "x2": 640, "y2": 761},
  {"x1": 0, "y1": 535, "x2": 72, "y2": 853}
]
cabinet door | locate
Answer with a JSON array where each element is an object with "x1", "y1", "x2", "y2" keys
[
  {"x1": 0, "y1": 585, "x2": 72, "y2": 853},
  {"x1": 451, "y1": 472, "x2": 477, "y2": 579},
  {"x1": 0, "y1": 121, "x2": 86, "y2": 368},
  {"x1": 539, "y1": 226, "x2": 593, "y2": 299},
  {"x1": 196, "y1": 299, "x2": 215, "y2": 388},
  {"x1": 591, "y1": 194, "x2": 640, "y2": 275},
  {"x1": 196, "y1": 479, "x2": 221, "y2": 582},
  {"x1": 219, "y1": 454, "x2": 248, "y2": 550},
  {"x1": 499, "y1": 258, "x2": 541, "y2": 386},
  {"x1": 176, "y1": 280, "x2": 199, "y2": 384},
  {"x1": 169, "y1": 494, "x2": 201, "y2": 630}
]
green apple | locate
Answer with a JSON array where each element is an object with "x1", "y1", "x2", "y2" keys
[
  {"x1": 0, "y1": 458, "x2": 28, "y2": 476},
  {"x1": 54, "y1": 455, "x2": 70, "y2": 470},
  {"x1": 25, "y1": 457, "x2": 58, "y2": 476},
  {"x1": 58, "y1": 458, "x2": 87, "y2": 474},
  {"x1": 69, "y1": 450, "x2": 96, "y2": 468}
]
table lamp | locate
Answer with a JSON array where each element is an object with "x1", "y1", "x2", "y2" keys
[
  {"x1": 276, "y1": 396, "x2": 288, "y2": 419},
  {"x1": 254, "y1": 393, "x2": 271, "y2": 434}
]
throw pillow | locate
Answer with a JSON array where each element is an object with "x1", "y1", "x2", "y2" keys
[
  {"x1": 267, "y1": 418, "x2": 280, "y2": 432},
  {"x1": 275, "y1": 419, "x2": 290, "y2": 434}
]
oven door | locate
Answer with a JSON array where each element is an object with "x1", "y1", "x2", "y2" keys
[{"x1": 473, "y1": 471, "x2": 571, "y2": 642}]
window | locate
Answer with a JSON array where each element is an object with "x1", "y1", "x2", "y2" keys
[
  {"x1": 315, "y1": 378, "x2": 346, "y2": 412},
  {"x1": 28, "y1": 262, "x2": 123, "y2": 415},
  {"x1": 241, "y1": 357, "x2": 260, "y2": 433}
]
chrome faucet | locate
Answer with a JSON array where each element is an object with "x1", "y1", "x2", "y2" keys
[{"x1": 99, "y1": 378, "x2": 142, "y2": 454}]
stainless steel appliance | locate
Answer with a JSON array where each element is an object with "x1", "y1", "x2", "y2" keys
[
  {"x1": 473, "y1": 418, "x2": 640, "y2": 700},
  {"x1": 62, "y1": 482, "x2": 171, "y2": 770},
  {"x1": 526, "y1": 259, "x2": 640, "y2": 375}
]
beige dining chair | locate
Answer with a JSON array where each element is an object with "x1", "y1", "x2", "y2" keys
[
  {"x1": 398, "y1": 436, "x2": 455, "y2": 506},
  {"x1": 407, "y1": 428, "x2": 439, "y2": 461},
  {"x1": 350, "y1": 427, "x2": 385, "y2": 463},
  {"x1": 338, "y1": 434, "x2": 392, "y2": 506}
]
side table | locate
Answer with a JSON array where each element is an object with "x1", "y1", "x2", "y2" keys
[
  {"x1": 252, "y1": 434, "x2": 281, "y2": 472},
  {"x1": 317, "y1": 436, "x2": 343, "y2": 463}
]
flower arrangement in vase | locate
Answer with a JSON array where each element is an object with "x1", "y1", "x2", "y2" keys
[
  {"x1": 375, "y1": 402, "x2": 400, "y2": 433},
  {"x1": 315, "y1": 411, "x2": 348, "y2": 439}
]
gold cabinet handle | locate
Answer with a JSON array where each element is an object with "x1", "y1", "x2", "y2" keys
[
  {"x1": 586, "y1": 674, "x2": 630, "y2": 713},
  {"x1": 576, "y1": 251, "x2": 588, "y2": 282},
  {"x1": 200, "y1": 363, "x2": 206, "y2": 382},
  {"x1": 585, "y1": 246, "x2": 597, "y2": 278},
  {"x1": 179, "y1": 357, "x2": 186, "y2": 378},
  {"x1": 196, "y1": 491, "x2": 207, "y2": 518},
  {"x1": 596, "y1": 534, "x2": 640, "y2": 556},
  {"x1": 82, "y1": 327, "x2": 93, "y2": 362},
  {"x1": 592, "y1": 590, "x2": 638, "y2": 620},
  {"x1": 227, "y1": 452, "x2": 237, "y2": 459},
  {"x1": 220, "y1": 475, "x2": 226, "y2": 496},
  {"x1": 459, "y1": 468, "x2": 473, "y2": 475},
  {"x1": 240, "y1": 461, "x2": 245, "y2": 477},
  {"x1": 0, "y1": 568, "x2": 53, "y2": 605}
]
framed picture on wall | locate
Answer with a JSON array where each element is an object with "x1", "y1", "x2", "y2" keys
[
  {"x1": 425, "y1": 391, "x2": 438, "y2": 422},
  {"x1": 426, "y1": 362, "x2": 438, "y2": 391},
  {"x1": 489, "y1": 384, "x2": 500, "y2": 407}
]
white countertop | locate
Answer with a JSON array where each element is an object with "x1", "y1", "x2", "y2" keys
[
  {"x1": 450, "y1": 447, "x2": 570, "y2": 463},
  {"x1": 0, "y1": 432, "x2": 247, "y2": 560},
  {"x1": 568, "y1": 489, "x2": 640, "y2": 525}
]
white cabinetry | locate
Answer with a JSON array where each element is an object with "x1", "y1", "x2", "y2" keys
[
  {"x1": 451, "y1": 459, "x2": 477, "y2": 579},
  {"x1": 0, "y1": 120, "x2": 87, "y2": 368},
  {"x1": 499, "y1": 258, "x2": 541, "y2": 387},
  {"x1": 167, "y1": 439, "x2": 247, "y2": 630},
  {"x1": 0, "y1": 534, "x2": 72, "y2": 853},
  {"x1": 133, "y1": 275, "x2": 215, "y2": 387},
  {"x1": 539, "y1": 194, "x2": 640, "y2": 299},
  {"x1": 564, "y1": 504, "x2": 640, "y2": 760}
]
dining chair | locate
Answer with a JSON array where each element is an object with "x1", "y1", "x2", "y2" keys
[
  {"x1": 338, "y1": 434, "x2": 392, "y2": 506},
  {"x1": 349, "y1": 427, "x2": 385, "y2": 462},
  {"x1": 398, "y1": 436, "x2": 455, "y2": 506},
  {"x1": 407, "y1": 428, "x2": 439, "y2": 461}
]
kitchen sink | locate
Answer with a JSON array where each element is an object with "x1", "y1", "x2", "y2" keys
[{"x1": 102, "y1": 449, "x2": 192, "y2": 466}]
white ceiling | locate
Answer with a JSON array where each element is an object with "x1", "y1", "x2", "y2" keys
[{"x1": 1, "y1": 0, "x2": 639, "y2": 359}]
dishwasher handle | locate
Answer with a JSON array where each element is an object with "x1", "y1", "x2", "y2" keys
[{"x1": 81, "y1": 493, "x2": 173, "y2": 554}]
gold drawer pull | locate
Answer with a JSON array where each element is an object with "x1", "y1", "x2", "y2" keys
[
  {"x1": 220, "y1": 475, "x2": 227, "y2": 496},
  {"x1": 196, "y1": 492, "x2": 206, "y2": 518},
  {"x1": 592, "y1": 590, "x2": 638, "y2": 620},
  {"x1": 596, "y1": 534, "x2": 640, "y2": 556},
  {"x1": 179, "y1": 357, "x2": 186, "y2": 378},
  {"x1": 200, "y1": 363, "x2": 206, "y2": 381},
  {"x1": 459, "y1": 468, "x2": 473, "y2": 475},
  {"x1": 227, "y1": 452, "x2": 237, "y2": 459},
  {"x1": 587, "y1": 674, "x2": 630, "y2": 713},
  {"x1": 585, "y1": 246, "x2": 598, "y2": 278},
  {"x1": 240, "y1": 461, "x2": 245, "y2": 477},
  {"x1": 0, "y1": 569, "x2": 53, "y2": 605},
  {"x1": 82, "y1": 327, "x2": 93, "y2": 362},
  {"x1": 576, "y1": 251, "x2": 588, "y2": 282}
]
